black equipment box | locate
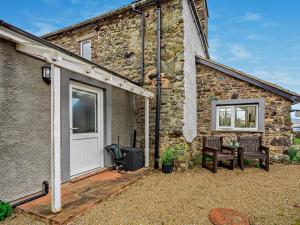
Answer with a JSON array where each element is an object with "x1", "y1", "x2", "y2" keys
[{"x1": 121, "y1": 147, "x2": 144, "y2": 171}]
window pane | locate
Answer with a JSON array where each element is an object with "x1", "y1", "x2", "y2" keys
[
  {"x1": 219, "y1": 107, "x2": 232, "y2": 127},
  {"x1": 81, "y1": 40, "x2": 91, "y2": 60},
  {"x1": 235, "y1": 105, "x2": 257, "y2": 128},
  {"x1": 72, "y1": 88, "x2": 97, "y2": 133}
]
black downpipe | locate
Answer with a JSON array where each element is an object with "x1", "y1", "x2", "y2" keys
[
  {"x1": 11, "y1": 181, "x2": 49, "y2": 208},
  {"x1": 132, "y1": 8, "x2": 145, "y2": 85},
  {"x1": 154, "y1": 0, "x2": 161, "y2": 169},
  {"x1": 133, "y1": 129, "x2": 137, "y2": 148}
]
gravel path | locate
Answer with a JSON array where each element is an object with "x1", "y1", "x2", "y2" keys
[{"x1": 2, "y1": 164, "x2": 300, "y2": 225}]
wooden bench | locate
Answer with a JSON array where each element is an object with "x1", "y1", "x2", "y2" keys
[{"x1": 237, "y1": 136, "x2": 269, "y2": 171}]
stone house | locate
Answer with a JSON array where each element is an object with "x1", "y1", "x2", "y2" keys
[
  {"x1": 1, "y1": 0, "x2": 300, "y2": 213},
  {"x1": 42, "y1": 0, "x2": 299, "y2": 159}
]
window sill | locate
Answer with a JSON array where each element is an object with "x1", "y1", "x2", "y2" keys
[{"x1": 213, "y1": 130, "x2": 264, "y2": 133}]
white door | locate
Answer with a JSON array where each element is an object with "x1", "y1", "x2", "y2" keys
[{"x1": 70, "y1": 83, "x2": 104, "y2": 177}]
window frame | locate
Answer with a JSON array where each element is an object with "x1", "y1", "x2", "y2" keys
[
  {"x1": 211, "y1": 98, "x2": 265, "y2": 132},
  {"x1": 80, "y1": 39, "x2": 91, "y2": 60},
  {"x1": 216, "y1": 104, "x2": 259, "y2": 131}
]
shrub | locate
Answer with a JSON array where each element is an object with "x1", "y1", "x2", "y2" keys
[
  {"x1": 173, "y1": 143, "x2": 189, "y2": 160},
  {"x1": 288, "y1": 148, "x2": 298, "y2": 160},
  {"x1": 244, "y1": 159, "x2": 252, "y2": 165},
  {"x1": 288, "y1": 147, "x2": 300, "y2": 164},
  {"x1": 190, "y1": 155, "x2": 212, "y2": 168},
  {"x1": 160, "y1": 147, "x2": 176, "y2": 166},
  {"x1": 0, "y1": 201, "x2": 13, "y2": 221},
  {"x1": 292, "y1": 154, "x2": 300, "y2": 163}
]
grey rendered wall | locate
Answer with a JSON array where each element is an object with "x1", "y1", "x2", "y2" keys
[
  {"x1": 111, "y1": 87, "x2": 135, "y2": 147},
  {"x1": 182, "y1": 0, "x2": 206, "y2": 143},
  {"x1": 0, "y1": 38, "x2": 51, "y2": 202}
]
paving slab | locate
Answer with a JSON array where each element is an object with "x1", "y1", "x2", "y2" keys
[{"x1": 17, "y1": 168, "x2": 152, "y2": 224}]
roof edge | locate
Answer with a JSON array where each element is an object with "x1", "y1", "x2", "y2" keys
[{"x1": 196, "y1": 56, "x2": 300, "y2": 104}]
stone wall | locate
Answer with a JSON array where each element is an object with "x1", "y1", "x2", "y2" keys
[
  {"x1": 196, "y1": 64, "x2": 292, "y2": 155},
  {"x1": 45, "y1": 0, "x2": 187, "y2": 161}
]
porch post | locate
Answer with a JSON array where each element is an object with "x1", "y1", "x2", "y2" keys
[
  {"x1": 51, "y1": 65, "x2": 61, "y2": 213},
  {"x1": 145, "y1": 97, "x2": 149, "y2": 167}
]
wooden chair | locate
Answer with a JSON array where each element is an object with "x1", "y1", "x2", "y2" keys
[
  {"x1": 202, "y1": 137, "x2": 236, "y2": 173},
  {"x1": 237, "y1": 136, "x2": 269, "y2": 171}
]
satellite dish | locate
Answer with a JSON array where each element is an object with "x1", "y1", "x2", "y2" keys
[{"x1": 296, "y1": 110, "x2": 300, "y2": 117}]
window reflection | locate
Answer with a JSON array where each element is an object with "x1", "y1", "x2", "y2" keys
[{"x1": 72, "y1": 88, "x2": 97, "y2": 133}]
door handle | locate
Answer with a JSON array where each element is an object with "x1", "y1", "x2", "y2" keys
[{"x1": 70, "y1": 127, "x2": 79, "y2": 130}]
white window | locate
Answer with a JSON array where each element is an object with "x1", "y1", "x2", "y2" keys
[
  {"x1": 216, "y1": 104, "x2": 258, "y2": 131},
  {"x1": 80, "y1": 39, "x2": 91, "y2": 60}
]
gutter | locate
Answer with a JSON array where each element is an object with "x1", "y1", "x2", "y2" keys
[
  {"x1": 154, "y1": 0, "x2": 161, "y2": 169},
  {"x1": 292, "y1": 96, "x2": 300, "y2": 105},
  {"x1": 11, "y1": 181, "x2": 49, "y2": 208}
]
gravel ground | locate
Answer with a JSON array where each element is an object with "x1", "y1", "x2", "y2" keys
[{"x1": 2, "y1": 164, "x2": 300, "y2": 225}]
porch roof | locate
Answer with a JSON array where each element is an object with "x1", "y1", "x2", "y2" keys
[
  {"x1": 0, "y1": 20, "x2": 154, "y2": 98},
  {"x1": 196, "y1": 56, "x2": 300, "y2": 104}
]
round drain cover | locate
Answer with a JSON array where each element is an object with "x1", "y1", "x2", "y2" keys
[{"x1": 209, "y1": 208, "x2": 250, "y2": 225}]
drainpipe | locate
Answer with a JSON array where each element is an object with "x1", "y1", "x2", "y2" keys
[
  {"x1": 11, "y1": 181, "x2": 49, "y2": 208},
  {"x1": 132, "y1": 5, "x2": 145, "y2": 85},
  {"x1": 154, "y1": 0, "x2": 161, "y2": 169}
]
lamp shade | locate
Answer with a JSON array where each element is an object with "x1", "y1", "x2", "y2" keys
[{"x1": 42, "y1": 66, "x2": 51, "y2": 84}]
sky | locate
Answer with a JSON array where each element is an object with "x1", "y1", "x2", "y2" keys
[{"x1": 1, "y1": 0, "x2": 299, "y2": 114}]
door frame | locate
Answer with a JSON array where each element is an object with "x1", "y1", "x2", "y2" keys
[{"x1": 69, "y1": 81, "x2": 104, "y2": 177}]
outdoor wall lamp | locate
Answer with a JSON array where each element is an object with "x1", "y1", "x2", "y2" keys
[{"x1": 42, "y1": 65, "x2": 51, "y2": 85}]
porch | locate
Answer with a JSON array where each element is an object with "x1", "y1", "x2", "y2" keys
[
  {"x1": 0, "y1": 25, "x2": 154, "y2": 213},
  {"x1": 17, "y1": 168, "x2": 152, "y2": 224}
]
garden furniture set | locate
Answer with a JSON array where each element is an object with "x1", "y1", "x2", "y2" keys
[{"x1": 202, "y1": 136, "x2": 269, "y2": 173}]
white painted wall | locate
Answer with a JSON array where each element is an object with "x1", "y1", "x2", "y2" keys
[{"x1": 182, "y1": 0, "x2": 207, "y2": 143}]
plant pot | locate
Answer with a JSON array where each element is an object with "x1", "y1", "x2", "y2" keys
[{"x1": 162, "y1": 164, "x2": 173, "y2": 173}]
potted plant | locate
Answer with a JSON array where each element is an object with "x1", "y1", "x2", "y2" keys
[{"x1": 160, "y1": 147, "x2": 176, "y2": 173}]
